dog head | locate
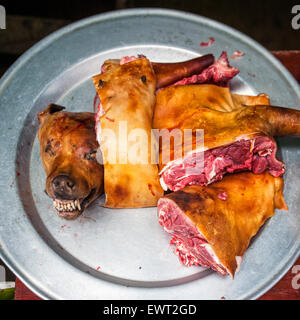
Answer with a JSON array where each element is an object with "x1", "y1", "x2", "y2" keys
[{"x1": 38, "y1": 104, "x2": 104, "y2": 219}]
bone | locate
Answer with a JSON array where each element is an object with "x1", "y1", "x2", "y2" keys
[{"x1": 152, "y1": 54, "x2": 214, "y2": 89}]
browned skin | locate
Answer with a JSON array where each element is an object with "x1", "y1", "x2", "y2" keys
[
  {"x1": 161, "y1": 172, "x2": 288, "y2": 277},
  {"x1": 92, "y1": 58, "x2": 164, "y2": 208},
  {"x1": 101, "y1": 54, "x2": 215, "y2": 89},
  {"x1": 38, "y1": 104, "x2": 104, "y2": 219},
  {"x1": 154, "y1": 85, "x2": 294, "y2": 276},
  {"x1": 152, "y1": 54, "x2": 214, "y2": 89},
  {"x1": 153, "y1": 84, "x2": 300, "y2": 167},
  {"x1": 92, "y1": 56, "x2": 215, "y2": 208}
]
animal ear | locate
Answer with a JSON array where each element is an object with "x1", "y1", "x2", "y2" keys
[
  {"x1": 48, "y1": 104, "x2": 65, "y2": 114},
  {"x1": 38, "y1": 104, "x2": 65, "y2": 125}
]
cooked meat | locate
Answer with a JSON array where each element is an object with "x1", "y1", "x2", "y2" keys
[
  {"x1": 38, "y1": 104, "x2": 104, "y2": 219},
  {"x1": 158, "y1": 172, "x2": 288, "y2": 277},
  {"x1": 92, "y1": 57, "x2": 164, "y2": 208},
  {"x1": 171, "y1": 51, "x2": 239, "y2": 87},
  {"x1": 153, "y1": 84, "x2": 300, "y2": 191},
  {"x1": 92, "y1": 55, "x2": 215, "y2": 208}
]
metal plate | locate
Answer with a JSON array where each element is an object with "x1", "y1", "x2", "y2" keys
[{"x1": 0, "y1": 9, "x2": 299, "y2": 300}]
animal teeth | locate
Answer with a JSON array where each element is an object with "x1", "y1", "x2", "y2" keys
[
  {"x1": 74, "y1": 200, "x2": 79, "y2": 210},
  {"x1": 53, "y1": 199, "x2": 81, "y2": 212}
]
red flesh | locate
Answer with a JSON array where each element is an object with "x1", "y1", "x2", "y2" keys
[
  {"x1": 161, "y1": 136, "x2": 285, "y2": 192},
  {"x1": 200, "y1": 37, "x2": 215, "y2": 47},
  {"x1": 158, "y1": 198, "x2": 228, "y2": 275},
  {"x1": 172, "y1": 51, "x2": 239, "y2": 88}
]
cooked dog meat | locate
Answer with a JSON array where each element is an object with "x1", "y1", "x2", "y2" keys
[
  {"x1": 152, "y1": 54, "x2": 215, "y2": 89},
  {"x1": 170, "y1": 51, "x2": 239, "y2": 87},
  {"x1": 92, "y1": 57, "x2": 163, "y2": 208},
  {"x1": 92, "y1": 55, "x2": 214, "y2": 208},
  {"x1": 158, "y1": 172, "x2": 288, "y2": 277},
  {"x1": 101, "y1": 54, "x2": 215, "y2": 90},
  {"x1": 38, "y1": 104, "x2": 104, "y2": 219},
  {"x1": 153, "y1": 84, "x2": 300, "y2": 191}
]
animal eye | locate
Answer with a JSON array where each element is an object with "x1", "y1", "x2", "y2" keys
[
  {"x1": 45, "y1": 142, "x2": 55, "y2": 156},
  {"x1": 84, "y1": 150, "x2": 97, "y2": 161}
]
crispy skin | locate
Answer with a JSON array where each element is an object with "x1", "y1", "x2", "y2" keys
[
  {"x1": 162, "y1": 172, "x2": 288, "y2": 276},
  {"x1": 101, "y1": 55, "x2": 215, "y2": 89},
  {"x1": 151, "y1": 54, "x2": 214, "y2": 88},
  {"x1": 153, "y1": 84, "x2": 300, "y2": 168},
  {"x1": 92, "y1": 58, "x2": 163, "y2": 208},
  {"x1": 38, "y1": 104, "x2": 104, "y2": 217}
]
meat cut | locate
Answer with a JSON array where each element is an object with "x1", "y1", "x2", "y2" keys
[
  {"x1": 160, "y1": 136, "x2": 284, "y2": 192},
  {"x1": 158, "y1": 172, "x2": 288, "y2": 277},
  {"x1": 153, "y1": 84, "x2": 300, "y2": 191}
]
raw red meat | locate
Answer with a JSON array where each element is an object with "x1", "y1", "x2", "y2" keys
[
  {"x1": 160, "y1": 136, "x2": 285, "y2": 192},
  {"x1": 172, "y1": 51, "x2": 239, "y2": 87},
  {"x1": 200, "y1": 37, "x2": 215, "y2": 47},
  {"x1": 158, "y1": 197, "x2": 230, "y2": 275}
]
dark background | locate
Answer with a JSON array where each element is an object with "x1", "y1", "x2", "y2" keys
[
  {"x1": 0, "y1": 0, "x2": 299, "y2": 283},
  {"x1": 1, "y1": 0, "x2": 300, "y2": 76}
]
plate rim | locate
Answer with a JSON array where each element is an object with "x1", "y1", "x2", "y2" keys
[{"x1": 0, "y1": 8, "x2": 299, "y2": 300}]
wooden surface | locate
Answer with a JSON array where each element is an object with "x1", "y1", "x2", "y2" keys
[
  {"x1": 8, "y1": 51, "x2": 300, "y2": 300},
  {"x1": 14, "y1": 278, "x2": 42, "y2": 300},
  {"x1": 272, "y1": 51, "x2": 300, "y2": 84}
]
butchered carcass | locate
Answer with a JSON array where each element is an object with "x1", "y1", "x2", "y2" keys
[
  {"x1": 158, "y1": 172, "x2": 288, "y2": 277},
  {"x1": 153, "y1": 84, "x2": 300, "y2": 191}
]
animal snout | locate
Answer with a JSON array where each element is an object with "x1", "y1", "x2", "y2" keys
[{"x1": 51, "y1": 175, "x2": 76, "y2": 199}]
